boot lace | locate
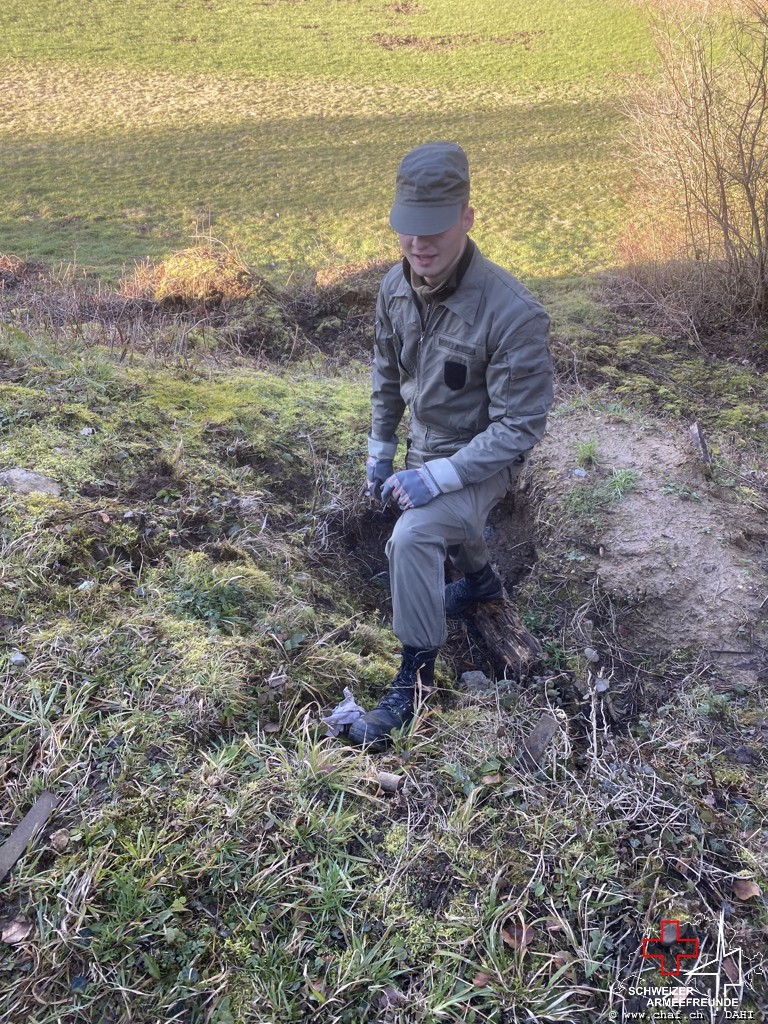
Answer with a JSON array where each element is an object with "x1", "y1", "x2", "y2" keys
[{"x1": 378, "y1": 686, "x2": 413, "y2": 716}]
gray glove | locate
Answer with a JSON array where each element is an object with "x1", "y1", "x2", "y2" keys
[
  {"x1": 366, "y1": 456, "x2": 394, "y2": 500},
  {"x1": 381, "y1": 467, "x2": 441, "y2": 509}
]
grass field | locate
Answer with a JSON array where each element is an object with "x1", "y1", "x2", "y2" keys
[{"x1": 0, "y1": 0, "x2": 653, "y2": 277}]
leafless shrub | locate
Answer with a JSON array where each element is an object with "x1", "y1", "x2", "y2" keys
[
  {"x1": 617, "y1": 0, "x2": 768, "y2": 338},
  {"x1": 0, "y1": 253, "x2": 45, "y2": 289}
]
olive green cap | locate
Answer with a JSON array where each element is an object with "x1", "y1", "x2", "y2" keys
[{"x1": 389, "y1": 141, "x2": 470, "y2": 236}]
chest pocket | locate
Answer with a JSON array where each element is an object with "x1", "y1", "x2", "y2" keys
[
  {"x1": 437, "y1": 332, "x2": 481, "y2": 392},
  {"x1": 436, "y1": 333, "x2": 479, "y2": 358}
]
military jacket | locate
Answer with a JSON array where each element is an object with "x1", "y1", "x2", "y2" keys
[{"x1": 369, "y1": 242, "x2": 554, "y2": 488}]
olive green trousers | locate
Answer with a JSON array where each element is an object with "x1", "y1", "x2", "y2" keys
[{"x1": 385, "y1": 461, "x2": 520, "y2": 649}]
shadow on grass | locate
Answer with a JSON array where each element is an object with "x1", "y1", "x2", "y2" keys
[{"x1": 0, "y1": 94, "x2": 621, "y2": 275}]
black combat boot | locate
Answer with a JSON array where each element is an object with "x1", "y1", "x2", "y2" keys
[
  {"x1": 444, "y1": 562, "x2": 503, "y2": 619},
  {"x1": 347, "y1": 646, "x2": 437, "y2": 750}
]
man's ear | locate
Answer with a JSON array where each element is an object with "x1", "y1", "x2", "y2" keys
[{"x1": 463, "y1": 206, "x2": 475, "y2": 232}]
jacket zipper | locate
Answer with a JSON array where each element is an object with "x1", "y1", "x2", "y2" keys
[{"x1": 414, "y1": 300, "x2": 437, "y2": 425}]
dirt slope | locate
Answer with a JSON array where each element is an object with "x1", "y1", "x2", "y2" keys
[{"x1": 496, "y1": 407, "x2": 767, "y2": 688}]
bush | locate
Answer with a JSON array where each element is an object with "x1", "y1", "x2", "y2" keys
[{"x1": 618, "y1": 0, "x2": 768, "y2": 339}]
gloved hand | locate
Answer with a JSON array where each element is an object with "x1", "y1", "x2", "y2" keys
[
  {"x1": 381, "y1": 467, "x2": 441, "y2": 510},
  {"x1": 366, "y1": 456, "x2": 394, "y2": 500}
]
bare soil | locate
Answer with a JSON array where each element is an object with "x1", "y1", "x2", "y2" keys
[{"x1": 524, "y1": 407, "x2": 768, "y2": 688}]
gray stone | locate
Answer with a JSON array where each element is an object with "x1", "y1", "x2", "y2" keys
[
  {"x1": 0, "y1": 468, "x2": 61, "y2": 496},
  {"x1": 594, "y1": 673, "x2": 611, "y2": 693},
  {"x1": 9, "y1": 650, "x2": 27, "y2": 667},
  {"x1": 461, "y1": 670, "x2": 492, "y2": 691}
]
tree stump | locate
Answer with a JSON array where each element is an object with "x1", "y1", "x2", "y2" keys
[{"x1": 467, "y1": 590, "x2": 542, "y2": 679}]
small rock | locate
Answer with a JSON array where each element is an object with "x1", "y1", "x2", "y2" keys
[
  {"x1": 729, "y1": 745, "x2": 759, "y2": 765},
  {"x1": 573, "y1": 468, "x2": 588, "y2": 478},
  {"x1": 50, "y1": 828, "x2": 70, "y2": 853},
  {"x1": 9, "y1": 650, "x2": 27, "y2": 666},
  {"x1": 79, "y1": 427, "x2": 96, "y2": 436},
  {"x1": 594, "y1": 674, "x2": 611, "y2": 693},
  {"x1": 461, "y1": 670, "x2": 491, "y2": 691},
  {"x1": 0, "y1": 468, "x2": 61, "y2": 496},
  {"x1": 76, "y1": 580, "x2": 95, "y2": 592},
  {"x1": 584, "y1": 647, "x2": 600, "y2": 663}
]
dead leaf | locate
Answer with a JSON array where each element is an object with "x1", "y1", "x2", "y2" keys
[
  {"x1": 501, "y1": 922, "x2": 534, "y2": 950},
  {"x1": 481, "y1": 773, "x2": 502, "y2": 786},
  {"x1": 306, "y1": 978, "x2": 328, "y2": 1002},
  {"x1": 266, "y1": 670, "x2": 290, "y2": 690},
  {"x1": 2, "y1": 918, "x2": 33, "y2": 944},
  {"x1": 376, "y1": 985, "x2": 408, "y2": 1009},
  {"x1": 519, "y1": 713, "x2": 559, "y2": 769},
  {"x1": 552, "y1": 950, "x2": 574, "y2": 967},
  {"x1": 472, "y1": 971, "x2": 493, "y2": 987},
  {"x1": 722, "y1": 956, "x2": 740, "y2": 984},
  {"x1": 262, "y1": 723, "x2": 280, "y2": 734},
  {"x1": 732, "y1": 877, "x2": 762, "y2": 900}
]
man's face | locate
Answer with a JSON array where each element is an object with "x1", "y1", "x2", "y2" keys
[{"x1": 397, "y1": 206, "x2": 475, "y2": 286}]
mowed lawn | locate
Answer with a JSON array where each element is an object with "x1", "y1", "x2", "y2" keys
[{"x1": 0, "y1": 0, "x2": 653, "y2": 279}]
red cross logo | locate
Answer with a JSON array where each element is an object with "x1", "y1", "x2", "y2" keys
[{"x1": 641, "y1": 920, "x2": 699, "y2": 976}]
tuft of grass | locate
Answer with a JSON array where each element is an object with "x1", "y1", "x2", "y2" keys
[
  {"x1": 576, "y1": 438, "x2": 600, "y2": 468},
  {"x1": 121, "y1": 242, "x2": 257, "y2": 308},
  {"x1": 562, "y1": 464, "x2": 640, "y2": 535},
  {"x1": 606, "y1": 465, "x2": 640, "y2": 498}
]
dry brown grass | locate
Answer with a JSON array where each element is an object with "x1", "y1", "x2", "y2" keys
[
  {"x1": 120, "y1": 242, "x2": 258, "y2": 309},
  {"x1": 0, "y1": 253, "x2": 45, "y2": 289}
]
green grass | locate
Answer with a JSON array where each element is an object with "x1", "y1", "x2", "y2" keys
[
  {"x1": 1, "y1": 299, "x2": 766, "y2": 1023},
  {"x1": 2, "y1": 4, "x2": 767, "y2": 1021},
  {"x1": 3, "y1": 0, "x2": 650, "y2": 84},
  {"x1": 0, "y1": 0, "x2": 654, "y2": 277},
  {"x1": 562, "y1": 464, "x2": 640, "y2": 537}
]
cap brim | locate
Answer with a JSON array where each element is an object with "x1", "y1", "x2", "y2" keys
[{"x1": 389, "y1": 202, "x2": 463, "y2": 236}]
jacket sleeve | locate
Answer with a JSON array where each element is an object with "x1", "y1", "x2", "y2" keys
[
  {"x1": 431, "y1": 310, "x2": 553, "y2": 487},
  {"x1": 369, "y1": 284, "x2": 406, "y2": 460}
]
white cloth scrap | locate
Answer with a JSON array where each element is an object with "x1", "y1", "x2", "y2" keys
[{"x1": 321, "y1": 687, "x2": 366, "y2": 737}]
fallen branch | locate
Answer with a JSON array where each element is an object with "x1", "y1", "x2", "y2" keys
[{"x1": 0, "y1": 793, "x2": 60, "y2": 883}]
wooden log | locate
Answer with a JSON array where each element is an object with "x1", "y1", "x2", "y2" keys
[
  {"x1": 469, "y1": 590, "x2": 543, "y2": 678},
  {"x1": 376, "y1": 771, "x2": 406, "y2": 795},
  {"x1": 518, "y1": 713, "x2": 560, "y2": 769},
  {"x1": 0, "y1": 792, "x2": 59, "y2": 883}
]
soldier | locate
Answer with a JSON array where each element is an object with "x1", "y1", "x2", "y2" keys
[{"x1": 349, "y1": 141, "x2": 554, "y2": 749}]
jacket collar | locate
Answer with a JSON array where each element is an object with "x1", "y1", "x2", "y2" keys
[{"x1": 392, "y1": 239, "x2": 485, "y2": 325}]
